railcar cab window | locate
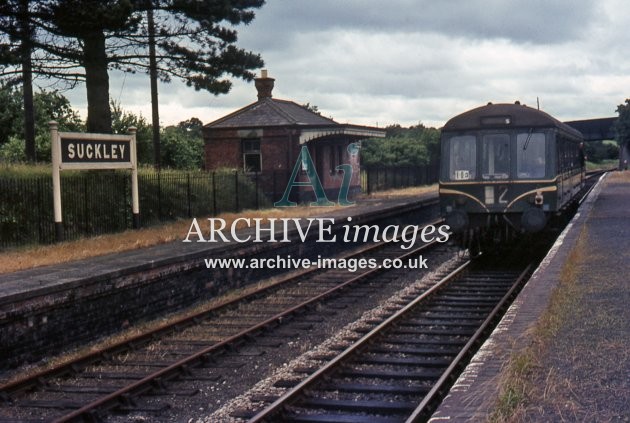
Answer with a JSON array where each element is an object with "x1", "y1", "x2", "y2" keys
[
  {"x1": 482, "y1": 134, "x2": 510, "y2": 180},
  {"x1": 242, "y1": 139, "x2": 261, "y2": 172},
  {"x1": 448, "y1": 135, "x2": 476, "y2": 180},
  {"x1": 516, "y1": 132, "x2": 545, "y2": 178}
]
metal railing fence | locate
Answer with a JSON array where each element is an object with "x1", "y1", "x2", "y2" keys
[{"x1": 0, "y1": 165, "x2": 438, "y2": 249}]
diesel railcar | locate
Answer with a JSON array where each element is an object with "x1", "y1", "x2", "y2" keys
[{"x1": 439, "y1": 102, "x2": 585, "y2": 250}]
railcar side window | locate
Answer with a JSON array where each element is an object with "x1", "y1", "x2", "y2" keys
[
  {"x1": 448, "y1": 135, "x2": 476, "y2": 180},
  {"x1": 517, "y1": 132, "x2": 546, "y2": 178},
  {"x1": 481, "y1": 134, "x2": 510, "y2": 180}
]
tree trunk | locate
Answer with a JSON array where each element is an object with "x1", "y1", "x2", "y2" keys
[
  {"x1": 148, "y1": 7, "x2": 161, "y2": 169},
  {"x1": 19, "y1": 0, "x2": 36, "y2": 161},
  {"x1": 83, "y1": 31, "x2": 112, "y2": 133}
]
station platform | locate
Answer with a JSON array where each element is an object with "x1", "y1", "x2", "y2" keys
[
  {"x1": 0, "y1": 191, "x2": 437, "y2": 301},
  {"x1": 0, "y1": 189, "x2": 438, "y2": 370},
  {"x1": 431, "y1": 172, "x2": 630, "y2": 421}
]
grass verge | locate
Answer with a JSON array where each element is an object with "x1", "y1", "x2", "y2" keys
[{"x1": 490, "y1": 227, "x2": 588, "y2": 422}]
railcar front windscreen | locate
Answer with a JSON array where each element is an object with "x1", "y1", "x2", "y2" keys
[
  {"x1": 481, "y1": 133, "x2": 510, "y2": 180},
  {"x1": 516, "y1": 132, "x2": 546, "y2": 178},
  {"x1": 448, "y1": 135, "x2": 476, "y2": 181}
]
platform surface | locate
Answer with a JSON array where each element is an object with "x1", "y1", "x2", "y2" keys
[
  {"x1": 431, "y1": 172, "x2": 630, "y2": 421},
  {"x1": 0, "y1": 191, "x2": 437, "y2": 303}
]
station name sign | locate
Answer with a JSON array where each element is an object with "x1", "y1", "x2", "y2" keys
[
  {"x1": 53, "y1": 130, "x2": 136, "y2": 170},
  {"x1": 50, "y1": 121, "x2": 140, "y2": 241},
  {"x1": 61, "y1": 138, "x2": 131, "y2": 163}
]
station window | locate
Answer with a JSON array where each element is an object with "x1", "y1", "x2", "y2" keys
[
  {"x1": 448, "y1": 135, "x2": 476, "y2": 180},
  {"x1": 328, "y1": 144, "x2": 345, "y2": 174},
  {"x1": 482, "y1": 134, "x2": 510, "y2": 180},
  {"x1": 242, "y1": 139, "x2": 261, "y2": 172},
  {"x1": 517, "y1": 132, "x2": 545, "y2": 178}
]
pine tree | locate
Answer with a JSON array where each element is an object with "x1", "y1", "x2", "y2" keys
[{"x1": 1, "y1": 0, "x2": 265, "y2": 134}]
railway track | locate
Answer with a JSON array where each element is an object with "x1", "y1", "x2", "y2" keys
[
  {"x1": 214, "y1": 173, "x2": 605, "y2": 423},
  {"x1": 1, "y1": 173, "x2": 603, "y2": 422},
  {"x1": 0, "y1": 220, "x2": 452, "y2": 422},
  {"x1": 242, "y1": 255, "x2": 536, "y2": 423}
]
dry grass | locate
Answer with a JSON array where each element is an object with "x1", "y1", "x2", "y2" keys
[
  {"x1": 490, "y1": 228, "x2": 588, "y2": 422},
  {"x1": 0, "y1": 185, "x2": 437, "y2": 275},
  {"x1": 0, "y1": 207, "x2": 321, "y2": 274},
  {"x1": 358, "y1": 184, "x2": 436, "y2": 199},
  {"x1": 608, "y1": 169, "x2": 630, "y2": 183},
  {"x1": 491, "y1": 170, "x2": 630, "y2": 422}
]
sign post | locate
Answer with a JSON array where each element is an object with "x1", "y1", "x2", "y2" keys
[{"x1": 50, "y1": 121, "x2": 139, "y2": 242}]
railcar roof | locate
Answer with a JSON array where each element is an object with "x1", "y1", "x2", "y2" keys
[{"x1": 443, "y1": 103, "x2": 583, "y2": 138}]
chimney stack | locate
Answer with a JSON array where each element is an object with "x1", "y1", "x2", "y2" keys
[{"x1": 254, "y1": 69, "x2": 275, "y2": 100}]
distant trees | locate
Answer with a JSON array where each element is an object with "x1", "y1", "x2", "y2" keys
[
  {"x1": 160, "y1": 121, "x2": 204, "y2": 170},
  {"x1": 583, "y1": 141, "x2": 618, "y2": 163},
  {"x1": 361, "y1": 123, "x2": 440, "y2": 167},
  {"x1": 0, "y1": 83, "x2": 24, "y2": 146},
  {"x1": 110, "y1": 99, "x2": 153, "y2": 164}
]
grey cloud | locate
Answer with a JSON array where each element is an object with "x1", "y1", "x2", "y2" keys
[
  {"x1": 62, "y1": 0, "x2": 626, "y2": 129},
  {"x1": 242, "y1": 0, "x2": 600, "y2": 50}
]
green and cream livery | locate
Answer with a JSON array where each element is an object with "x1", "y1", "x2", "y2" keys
[{"x1": 439, "y1": 102, "x2": 585, "y2": 237}]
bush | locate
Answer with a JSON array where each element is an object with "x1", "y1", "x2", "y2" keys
[
  {"x1": 160, "y1": 126, "x2": 204, "y2": 170},
  {"x1": 0, "y1": 136, "x2": 26, "y2": 163}
]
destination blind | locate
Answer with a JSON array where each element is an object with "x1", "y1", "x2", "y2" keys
[{"x1": 61, "y1": 138, "x2": 131, "y2": 163}]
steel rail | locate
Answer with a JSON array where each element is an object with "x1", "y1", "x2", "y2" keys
[
  {"x1": 246, "y1": 259, "x2": 473, "y2": 422},
  {"x1": 49, "y1": 228, "x2": 444, "y2": 422},
  {"x1": 405, "y1": 263, "x2": 534, "y2": 422},
  {"x1": 0, "y1": 216, "x2": 441, "y2": 401}
]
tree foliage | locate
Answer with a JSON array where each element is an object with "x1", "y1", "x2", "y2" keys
[
  {"x1": 361, "y1": 123, "x2": 440, "y2": 167},
  {"x1": 111, "y1": 99, "x2": 153, "y2": 164},
  {"x1": 0, "y1": 87, "x2": 204, "y2": 168},
  {"x1": 583, "y1": 141, "x2": 618, "y2": 163},
  {"x1": 110, "y1": 102, "x2": 204, "y2": 169},
  {"x1": 0, "y1": 82, "x2": 23, "y2": 145},
  {"x1": 0, "y1": 84, "x2": 82, "y2": 162},
  {"x1": 614, "y1": 98, "x2": 630, "y2": 147},
  {"x1": 160, "y1": 124, "x2": 204, "y2": 170},
  {"x1": 1, "y1": 0, "x2": 265, "y2": 133}
]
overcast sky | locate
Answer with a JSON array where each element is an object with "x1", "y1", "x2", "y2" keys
[{"x1": 65, "y1": 0, "x2": 630, "y2": 129}]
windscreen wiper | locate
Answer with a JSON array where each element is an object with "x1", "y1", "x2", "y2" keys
[{"x1": 523, "y1": 128, "x2": 533, "y2": 151}]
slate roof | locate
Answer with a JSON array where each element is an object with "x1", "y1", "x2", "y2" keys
[{"x1": 205, "y1": 97, "x2": 339, "y2": 128}]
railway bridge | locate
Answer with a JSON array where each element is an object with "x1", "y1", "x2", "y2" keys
[{"x1": 565, "y1": 117, "x2": 629, "y2": 168}]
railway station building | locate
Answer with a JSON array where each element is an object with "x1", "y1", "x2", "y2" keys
[{"x1": 202, "y1": 71, "x2": 386, "y2": 202}]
